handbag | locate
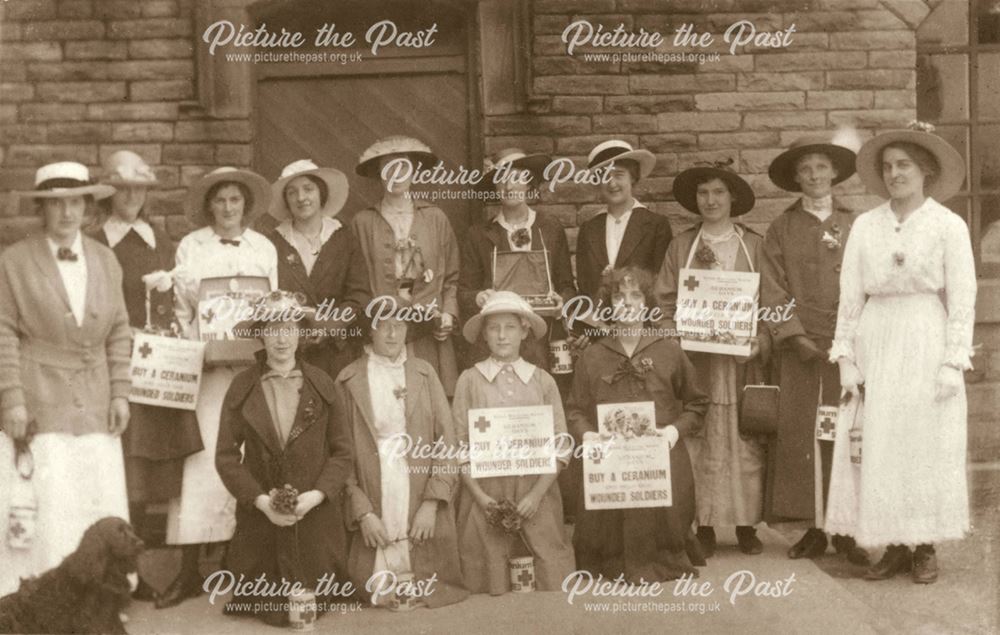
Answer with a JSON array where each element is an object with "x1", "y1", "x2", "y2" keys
[{"x1": 739, "y1": 384, "x2": 780, "y2": 435}]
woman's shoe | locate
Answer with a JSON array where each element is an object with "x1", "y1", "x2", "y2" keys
[
  {"x1": 131, "y1": 578, "x2": 157, "y2": 602},
  {"x1": 912, "y1": 545, "x2": 938, "y2": 584},
  {"x1": 154, "y1": 573, "x2": 204, "y2": 609},
  {"x1": 736, "y1": 526, "x2": 763, "y2": 555},
  {"x1": 696, "y1": 526, "x2": 716, "y2": 559},
  {"x1": 788, "y1": 528, "x2": 827, "y2": 559},
  {"x1": 685, "y1": 531, "x2": 707, "y2": 566},
  {"x1": 831, "y1": 534, "x2": 870, "y2": 566},
  {"x1": 863, "y1": 545, "x2": 912, "y2": 580}
]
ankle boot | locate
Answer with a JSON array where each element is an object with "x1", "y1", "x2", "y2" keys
[
  {"x1": 864, "y1": 545, "x2": 912, "y2": 580},
  {"x1": 831, "y1": 534, "x2": 870, "y2": 566},
  {"x1": 912, "y1": 544, "x2": 938, "y2": 584},
  {"x1": 788, "y1": 528, "x2": 827, "y2": 559},
  {"x1": 736, "y1": 526, "x2": 763, "y2": 555},
  {"x1": 696, "y1": 526, "x2": 716, "y2": 559}
]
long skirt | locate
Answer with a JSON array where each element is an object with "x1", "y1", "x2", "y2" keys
[
  {"x1": 0, "y1": 432, "x2": 129, "y2": 596},
  {"x1": 456, "y1": 474, "x2": 574, "y2": 595},
  {"x1": 827, "y1": 294, "x2": 968, "y2": 548},
  {"x1": 166, "y1": 367, "x2": 238, "y2": 545},
  {"x1": 686, "y1": 355, "x2": 765, "y2": 527},
  {"x1": 573, "y1": 438, "x2": 699, "y2": 582},
  {"x1": 375, "y1": 436, "x2": 412, "y2": 578}
]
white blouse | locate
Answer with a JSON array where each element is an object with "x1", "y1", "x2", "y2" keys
[
  {"x1": 829, "y1": 198, "x2": 977, "y2": 369},
  {"x1": 173, "y1": 225, "x2": 278, "y2": 338}
]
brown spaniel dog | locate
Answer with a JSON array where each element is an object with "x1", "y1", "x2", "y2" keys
[{"x1": 0, "y1": 517, "x2": 144, "y2": 634}]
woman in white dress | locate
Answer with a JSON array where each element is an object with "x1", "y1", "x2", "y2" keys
[
  {"x1": 157, "y1": 167, "x2": 278, "y2": 608},
  {"x1": 827, "y1": 124, "x2": 976, "y2": 584},
  {"x1": 0, "y1": 162, "x2": 129, "y2": 596}
]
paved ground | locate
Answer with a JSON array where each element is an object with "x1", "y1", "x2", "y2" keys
[{"x1": 126, "y1": 465, "x2": 1000, "y2": 635}]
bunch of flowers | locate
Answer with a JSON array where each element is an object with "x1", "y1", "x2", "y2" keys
[
  {"x1": 269, "y1": 483, "x2": 299, "y2": 515},
  {"x1": 695, "y1": 244, "x2": 720, "y2": 267}
]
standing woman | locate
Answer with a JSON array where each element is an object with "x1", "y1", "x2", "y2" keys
[
  {"x1": 760, "y1": 136, "x2": 868, "y2": 565},
  {"x1": 826, "y1": 124, "x2": 975, "y2": 584},
  {"x1": 267, "y1": 159, "x2": 371, "y2": 382},
  {"x1": 336, "y1": 302, "x2": 468, "y2": 608},
  {"x1": 93, "y1": 151, "x2": 204, "y2": 600},
  {"x1": 653, "y1": 161, "x2": 769, "y2": 557},
  {"x1": 459, "y1": 148, "x2": 576, "y2": 370},
  {"x1": 352, "y1": 136, "x2": 460, "y2": 395},
  {"x1": 158, "y1": 167, "x2": 278, "y2": 608},
  {"x1": 0, "y1": 162, "x2": 130, "y2": 596}
]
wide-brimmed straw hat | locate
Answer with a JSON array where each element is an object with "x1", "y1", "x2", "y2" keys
[
  {"x1": 355, "y1": 136, "x2": 439, "y2": 179},
  {"x1": 269, "y1": 159, "x2": 349, "y2": 221},
  {"x1": 856, "y1": 122, "x2": 966, "y2": 201},
  {"x1": 232, "y1": 290, "x2": 316, "y2": 339},
  {"x1": 462, "y1": 290, "x2": 547, "y2": 343},
  {"x1": 672, "y1": 159, "x2": 755, "y2": 216},
  {"x1": 587, "y1": 140, "x2": 656, "y2": 181},
  {"x1": 768, "y1": 133, "x2": 856, "y2": 193},
  {"x1": 18, "y1": 161, "x2": 115, "y2": 200},
  {"x1": 478, "y1": 148, "x2": 553, "y2": 193},
  {"x1": 102, "y1": 150, "x2": 159, "y2": 188},
  {"x1": 185, "y1": 167, "x2": 271, "y2": 226}
]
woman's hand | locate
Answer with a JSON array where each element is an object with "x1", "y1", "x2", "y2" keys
[
  {"x1": 359, "y1": 513, "x2": 390, "y2": 549},
  {"x1": 838, "y1": 358, "x2": 864, "y2": 396},
  {"x1": 293, "y1": 490, "x2": 325, "y2": 519},
  {"x1": 663, "y1": 425, "x2": 680, "y2": 450},
  {"x1": 108, "y1": 397, "x2": 130, "y2": 436},
  {"x1": 255, "y1": 495, "x2": 298, "y2": 527},
  {"x1": 568, "y1": 333, "x2": 590, "y2": 351},
  {"x1": 516, "y1": 490, "x2": 543, "y2": 520},
  {"x1": 409, "y1": 500, "x2": 437, "y2": 542},
  {"x1": 547, "y1": 291, "x2": 564, "y2": 312},
  {"x1": 935, "y1": 366, "x2": 964, "y2": 402},
  {"x1": 433, "y1": 312, "x2": 455, "y2": 341},
  {"x1": 1, "y1": 405, "x2": 29, "y2": 440},
  {"x1": 475, "y1": 492, "x2": 498, "y2": 511}
]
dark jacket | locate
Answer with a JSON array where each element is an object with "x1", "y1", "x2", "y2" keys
[
  {"x1": 575, "y1": 205, "x2": 673, "y2": 301},
  {"x1": 267, "y1": 223, "x2": 371, "y2": 382},
  {"x1": 759, "y1": 198, "x2": 857, "y2": 350},
  {"x1": 215, "y1": 360, "x2": 353, "y2": 596}
]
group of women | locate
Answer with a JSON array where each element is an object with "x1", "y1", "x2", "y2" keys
[{"x1": 0, "y1": 123, "x2": 976, "y2": 624}]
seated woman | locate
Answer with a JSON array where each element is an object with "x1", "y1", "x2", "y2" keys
[
  {"x1": 567, "y1": 267, "x2": 709, "y2": 582},
  {"x1": 336, "y1": 299, "x2": 467, "y2": 609},
  {"x1": 452, "y1": 291, "x2": 575, "y2": 594},
  {"x1": 215, "y1": 291, "x2": 353, "y2": 627}
]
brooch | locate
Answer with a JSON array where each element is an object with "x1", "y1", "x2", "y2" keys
[{"x1": 393, "y1": 386, "x2": 407, "y2": 400}]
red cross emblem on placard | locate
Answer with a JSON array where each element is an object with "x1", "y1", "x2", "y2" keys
[
  {"x1": 817, "y1": 416, "x2": 835, "y2": 438},
  {"x1": 683, "y1": 274, "x2": 700, "y2": 292},
  {"x1": 474, "y1": 416, "x2": 491, "y2": 433},
  {"x1": 138, "y1": 342, "x2": 153, "y2": 359}
]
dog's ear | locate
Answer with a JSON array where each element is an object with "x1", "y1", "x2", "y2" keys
[{"x1": 65, "y1": 522, "x2": 108, "y2": 585}]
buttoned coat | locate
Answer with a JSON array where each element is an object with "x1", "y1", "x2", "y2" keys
[
  {"x1": 215, "y1": 359, "x2": 353, "y2": 596},
  {"x1": 759, "y1": 198, "x2": 857, "y2": 521},
  {"x1": 0, "y1": 234, "x2": 131, "y2": 434},
  {"x1": 575, "y1": 206, "x2": 673, "y2": 301}
]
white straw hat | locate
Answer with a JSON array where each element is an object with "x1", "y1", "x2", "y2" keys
[{"x1": 462, "y1": 290, "x2": 547, "y2": 343}]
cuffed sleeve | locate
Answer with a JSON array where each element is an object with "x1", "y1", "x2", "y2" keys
[{"x1": 942, "y1": 213, "x2": 978, "y2": 370}]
